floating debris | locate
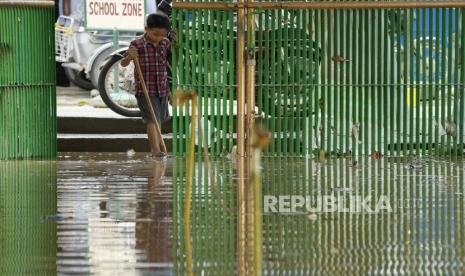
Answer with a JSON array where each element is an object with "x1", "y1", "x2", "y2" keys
[
  {"x1": 126, "y1": 149, "x2": 136, "y2": 157},
  {"x1": 332, "y1": 186, "x2": 353, "y2": 193},
  {"x1": 41, "y1": 214, "x2": 72, "y2": 221},
  {"x1": 445, "y1": 120, "x2": 457, "y2": 137},
  {"x1": 372, "y1": 151, "x2": 383, "y2": 160},
  {"x1": 405, "y1": 161, "x2": 424, "y2": 170},
  {"x1": 90, "y1": 89, "x2": 100, "y2": 98},
  {"x1": 332, "y1": 54, "x2": 351, "y2": 63},
  {"x1": 226, "y1": 145, "x2": 237, "y2": 162},
  {"x1": 307, "y1": 213, "x2": 318, "y2": 221}
]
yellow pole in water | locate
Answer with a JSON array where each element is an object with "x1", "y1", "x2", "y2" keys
[
  {"x1": 246, "y1": 3, "x2": 257, "y2": 273},
  {"x1": 180, "y1": 92, "x2": 197, "y2": 276},
  {"x1": 251, "y1": 125, "x2": 270, "y2": 276}
]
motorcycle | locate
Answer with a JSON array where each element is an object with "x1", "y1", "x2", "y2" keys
[{"x1": 55, "y1": 15, "x2": 139, "y2": 90}]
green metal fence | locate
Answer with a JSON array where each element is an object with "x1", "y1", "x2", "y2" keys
[
  {"x1": 0, "y1": 2, "x2": 56, "y2": 160},
  {"x1": 172, "y1": 9, "x2": 237, "y2": 157},
  {"x1": 256, "y1": 8, "x2": 465, "y2": 157},
  {"x1": 172, "y1": 4, "x2": 465, "y2": 157}
]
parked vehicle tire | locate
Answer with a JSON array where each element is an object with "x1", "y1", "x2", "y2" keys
[
  {"x1": 89, "y1": 48, "x2": 114, "y2": 88},
  {"x1": 64, "y1": 68, "x2": 94, "y2": 90},
  {"x1": 98, "y1": 54, "x2": 141, "y2": 117}
]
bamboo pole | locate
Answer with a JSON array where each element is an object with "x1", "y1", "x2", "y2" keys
[
  {"x1": 173, "y1": 1, "x2": 465, "y2": 10},
  {"x1": 245, "y1": 1, "x2": 257, "y2": 274},
  {"x1": 246, "y1": 0, "x2": 256, "y2": 158},
  {"x1": 237, "y1": 0, "x2": 246, "y2": 273}
]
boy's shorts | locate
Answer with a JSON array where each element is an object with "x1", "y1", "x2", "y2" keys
[{"x1": 136, "y1": 94, "x2": 170, "y2": 124}]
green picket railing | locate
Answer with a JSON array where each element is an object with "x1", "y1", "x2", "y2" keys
[
  {"x1": 172, "y1": 4, "x2": 465, "y2": 158},
  {"x1": 0, "y1": 2, "x2": 56, "y2": 160}
]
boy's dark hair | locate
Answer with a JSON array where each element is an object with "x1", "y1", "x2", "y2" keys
[{"x1": 146, "y1": 13, "x2": 170, "y2": 30}]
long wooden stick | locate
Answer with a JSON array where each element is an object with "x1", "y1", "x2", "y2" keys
[{"x1": 133, "y1": 58, "x2": 167, "y2": 154}]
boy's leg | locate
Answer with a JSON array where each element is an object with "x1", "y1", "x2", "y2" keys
[{"x1": 147, "y1": 123, "x2": 161, "y2": 156}]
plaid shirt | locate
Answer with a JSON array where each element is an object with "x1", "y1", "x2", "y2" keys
[{"x1": 130, "y1": 35, "x2": 171, "y2": 97}]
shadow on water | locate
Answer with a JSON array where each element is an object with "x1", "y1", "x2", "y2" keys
[{"x1": 1, "y1": 153, "x2": 465, "y2": 274}]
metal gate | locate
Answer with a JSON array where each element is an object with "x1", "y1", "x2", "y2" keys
[
  {"x1": 0, "y1": 1, "x2": 56, "y2": 160},
  {"x1": 172, "y1": 1, "x2": 465, "y2": 158}
]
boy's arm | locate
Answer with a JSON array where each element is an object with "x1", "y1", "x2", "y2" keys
[{"x1": 120, "y1": 46, "x2": 138, "y2": 67}]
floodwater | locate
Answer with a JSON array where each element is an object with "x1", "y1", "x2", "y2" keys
[{"x1": 1, "y1": 153, "x2": 465, "y2": 275}]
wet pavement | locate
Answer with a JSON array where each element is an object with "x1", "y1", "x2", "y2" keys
[{"x1": 1, "y1": 153, "x2": 465, "y2": 275}]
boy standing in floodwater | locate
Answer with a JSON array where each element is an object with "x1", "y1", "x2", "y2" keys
[{"x1": 120, "y1": 13, "x2": 174, "y2": 160}]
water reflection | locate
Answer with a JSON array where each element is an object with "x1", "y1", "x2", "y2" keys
[
  {"x1": 56, "y1": 154, "x2": 173, "y2": 274},
  {"x1": 172, "y1": 156, "x2": 465, "y2": 275},
  {"x1": 0, "y1": 161, "x2": 57, "y2": 275},
  {"x1": 2, "y1": 154, "x2": 465, "y2": 274}
]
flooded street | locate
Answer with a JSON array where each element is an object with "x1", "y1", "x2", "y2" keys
[{"x1": 1, "y1": 153, "x2": 465, "y2": 275}]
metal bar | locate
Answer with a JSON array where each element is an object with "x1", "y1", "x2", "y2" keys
[
  {"x1": 383, "y1": 9, "x2": 388, "y2": 155},
  {"x1": 413, "y1": 9, "x2": 419, "y2": 155},
  {"x1": 173, "y1": 1, "x2": 465, "y2": 10},
  {"x1": 447, "y1": 8, "x2": 453, "y2": 155},
  {"x1": 283, "y1": 10, "x2": 289, "y2": 155},
  {"x1": 295, "y1": 10, "x2": 302, "y2": 156},
  {"x1": 262, "y1": 10, "x2": 271, "y2": 154},
  {"x1": 0, "y1": 1, "x2": 54, "y2": 8},
  {"x1": 352, "y1": 10, "x2": 358, "y2": 156},
  {"x1": 346, "y1": 10, "x2": 351, "y2": 154},
  {"x1": 364, "y1": 9, "x2": 369, "y2": 155},
  {"x1": 389, "y1": 10, "x2": 395, "y2": 156},
  {"x1": 276, "y1": 10, "x2": 283, "y2": 155},
  {"x1": 435, "y1": 8, "x2": 441, "y2": 156},
  {"x1": 453, "y1": 9, "x2": 459, "y2": 156},
  {"x1": 359, "y1": 10, "x2": 364, "y2": 155},
  {"x1": 269, "y1": 10, "x2": 277, "y2": 154},
  {"x1": 257, "y1": 10, "x2": 264, "y2": 152},
  {"x1": 396, "y1": 10, "x2": 402, "y2": 155},
  {"x1": 441, "y1": 8, "x2": 447, "y2": 156},
  {"x1": 321, "y1": 10, "x2": 326, "y2": 153},
  {"x1": 221, "y1": 10, "x2": 228, "y2": 154},
  {"x1": 428, "y1": 9, "x2": 434, "y2": 155},
  {"x1": 460, "y1": 9, "x2": 465, "y2": 154},
  {"x1": 409, "y1": 9, "x2": 414, "y2": 155},
  {"x1": 307, "y1": 10, "x2": 313, "y2": 156},
  {"x1": 209, "y1": 10, "x2": 215, "y2": 156},
  {"x1": 246, "y1": 2, "x2": 255, "y2": 158},
  {"x1": 172, "y1": 9, "x2": 179, "y2": 156},
  {"x1": 228, "y1": 10, "x2": 234, "y2": 153},
  {"x1": 377, "y1": 9, "x2": 382, "y2": 153},
  {"x1": 289, "y1": 10, "x2": 296, "y2": 156},
  {"x1": 421, "y1": 8, "x2": 427, "y2": 156},
  {"x1": 327, "y1": 10, "x2": 332, "y2": 154},
  {"x1": 335, "y1": 9, "x2": 341, "y2": 154}
]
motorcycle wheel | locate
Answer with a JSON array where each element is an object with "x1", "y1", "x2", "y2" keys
[
  {"x1": 64, "y1": 68, "x2": 94, "y2": 90},
  {"x1": 98, "y1": 54, "x2": 141, "y2": 117},
  {"x1": 90, "y1": 48, "x2": 114, "y2": 88}
]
